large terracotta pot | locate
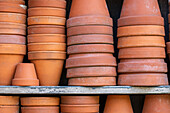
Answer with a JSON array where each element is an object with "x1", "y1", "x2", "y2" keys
[
  {"x1": 104, "y1": 95, "x2": 133, "y2": 113},
  {"x1": 21, "y1": 107, "x2": 59, "y2": 113},
  {"x1": 0, "y1": 96, "x2": 19, "y2": 105},
  {"x1": 0, "y1": 35, "x2": 25, "y2": 44},
  {"x1": 0, "y1": 0, "x2": 25, "y2": 4},
  {"x1": 0, "y1": 106, "x2": 19, "y2": 113}
]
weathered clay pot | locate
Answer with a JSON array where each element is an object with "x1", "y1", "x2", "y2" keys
[
  {"x1": 118, "y1": 73, "x2": 169, "y2": 86},
  {"x1": 0, "y1": 44, "x2": 26, "y2": 85},
  {"x1": 0, "y1": 106, "x2": 19, "y2": 113},
  {"x1": 0, "y1": 0, "x2": 25, "y2": 4},
  {"x1": 0, "y1": 96, "x2": 19, "y2": 105},
  {"x1": 28, "y1": 34, "x2": 65, "y2": 43},
  {"x1": 28, "y1": 43, "x2": 66, "y2": 52},
  {"x1": 104, "y1": 95, "x2": 133, "y2": 113},
  {"x1": 67, "y1": 35, "x2": 113, "y2": 46},
  {"x1": 118, "y1": 47, "x2": 165, "y2": 59},
  {"x1": 142, "y1": 95, "x2": 170, "y2": 113},
  {"x1": 12, "y1": 63, "x2": 39, "y2": 86},
  {"x1": 0, "y1": 35, "x2": 25, "y2": 44},
  {"x1": 61, "y1": 96, "x2": 99, "y2": 105},
  {"x1": 28, "y1": 51, "x2": 66, "y2": 86},
  {"x1": 21, "y1": 97, "x2": 60, "y2": 106},
  {"x1": 21, "y1": 107, "x2": 59, "y2": 113},
  {"x1": 118, "y1": 36, "x2": 165, "y2": 48},
  {"x1": 0, "y1": 22, "x2": 26, "y2": 29},
  {"x1": 27, "y1": 25, "x2": 65, "y2": 35}
]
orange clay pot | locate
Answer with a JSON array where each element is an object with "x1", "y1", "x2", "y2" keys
[
  {"x1": 12, "y1": 63, "x2": 39, "y2": 86},
  {"x1": 67, "y1": 34, "x2": 113, "y2": 46},
  {"x1": 28, "y1": 0, "x2": 66, "y2": 9},
  {"x1": 0, "y1": 0, "x2": 25, "y2": 4},
  {"x1": 0, "y1": 106, "x2": 19, "y2": 113},
  {"x1": 21, "y1": 107, "x2": 59, "y2": 113},
  {"x1": 0, "y1": 22, "x2": 26, "y2": 29},
  {"x1": 104, "y1": 95, "x2": 133, "y2": 113},
  {"x1": 27, "y1": 34, "x2": 65, "y2": 43},
  {"x1": 67, "y1": 44, "x2": 114, "y2": 55},
  {"x1": 0, "y1": 35, "x2": 25, "y2": 44},
  {"x1": 28, "y1": 51, "x2": 66, "y2": 86},
  {"x1": 118, "y1": 47, "x2": 165, "y2": 59},
  {"x1": 142, "y1": 95, "x2": 170, "y2": 113},
  {"x1": 21, "y1": 97, "x2": 60, "y2": 106},
  {"x1": 61, "y1": 96, "x2": 99, "y2": 105},
  {"x1": 0, "y1": 96, "x2": 19, "y2": 105},
  {"x1": 69, "y1": 0, "x2": 109, "y2": 18},
  {"x1": 166, "y1": 42, "x2": 170, "y2": 57},
  {"x1": 117, "y1": 25, "x2": 165, "y2": 37},
  {"x1": 0, "y1": 44, "x2": 26, "y2": 85},
  {"x1": 118, "y1": 36, "x2": 165, "y2": 48},
  {"x1": 27, "y1": 16, "x2": 66, "y2": 26},
  {"x1": 0, "y1": 28, "x2": 25, "y2": 35},
  {"x1": 118, "y1": 73, "x2": 169, "y2": 86},
  {"x1": 28, "y1": 43, "x2": 66, "y2": 52}
]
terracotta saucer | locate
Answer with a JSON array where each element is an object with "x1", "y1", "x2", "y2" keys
[
  {"x1": 21, "y1": 107, "x2": 59, "y2": 113},
  {"x1": 0, "y1": 0, "x2": 25, "y2": 4},
  {"x1": 0, "y1": 35, "x2": 25, "y2": 44},
  {"x1": 0, "y1": 96, "x2": 19, "y2": 105}
]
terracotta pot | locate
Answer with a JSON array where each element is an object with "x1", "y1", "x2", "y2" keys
[
  {"x1": 27, "y1": 16, "x2": 66, "y2": 26},
  {"x1": 61, "y1": 96, "x2": 99, "y2": 105},
  {"x1": 142, "y1": 95, "x2": 170, "y2": 113},
  {"x1": 67, "y1": 15, "x2": 113, "y2": 27},
  {"x1": 66, "y1": 54, "x2": 117, "y2": 68},
  {"x1": 28, "y1": 51, "x2": 66, "y2": 86},
  {"x1": 0, "y1": 13, "x2": 26, "y2": 24},
  {"x1": 0, "y1": 0, "x2": 25, "y2": 4},
  {"x1": 67, "y1": 44, "x2": 114, "y2": 54},
  {"x1": 0, "y1": 28, "x2": 25, "y2": 35},
  {"x1": 69, "y1": 0, "x2": 109, "y2": 18},
  {"x1": 28, "y1": 0, "x2": 66, "y2": 9},
  {"x1": 21, "y1": 107, "x2": 59, "y2": 113},
  {"x1": 118, "y1": 73, "x2": 169, "y2": 86},
  {"x1": 67, "y1": 34, "x2": 113, "y2": 46},
  {"x1": 166, "y1": 42, "x2": 170, "y2": 54},
  {"x1": 0, "y1": 106, "x2": 19, "y2": 113},
  {"x1": 117, "y1": 25, "x2": 165, "y2": 37},
  {"x1": 0, "y1": 35, "x2": 25, "y2": 44},
  {"x1": 118, "y1": 36, "x2": 165, "y2": 48},
  {"x1": 67, "y1": 67, "x2": 117, "y2": 78},
  {"x1": 0, "y1": 96, "x2": 19, "y2": 105},
  {"x1": 118, "y1": 47, "x2": 165, "y2": 59},
  {"x1": 28, "y1": 43, "x2": 66, "y2": 52},
  {"x1": 27, "y1": 25, "x2": 65, "y2": 35},
  {"x1": 12, "y1": 63, "x2": 39, "y2": 86},
  {"x1": 68, "y1": 77, "x2": 116, "y2": 86},
  {"x1": 0, "y1": 44, "x2": 25, "y2": 85},
  {"x1": 21, "y1": 97, "x2": 60, "y2": 106},
  {"x1": 118, "y1": 59, "x2": 167, "y2": 73},
  {"x1": 104, "y1": 95, "x2": 133, "y2": 113},
  {"x1": 27, "y1": 34, "x2": 65, "y2": 43},
  {"x1": 67, "y1": 25, "x2": 113, "y2": 37}
]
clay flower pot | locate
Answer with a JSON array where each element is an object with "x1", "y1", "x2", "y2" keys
[
  {"x1": 118, "y1": 73, "x2": 169, "y2": 86},
  {"x1": 21, "y1": 97, "x2": 60, "y2": 106},
  {"x1": 0, "y1": 106, "x2": 19, "y2": 113},
  {"x1": 142, "y1": 95, "x2": 170, "y2": 113},
  {"x1": 0, "y1": 96, "x2": 19, "y2": 105},
  {"x1": 28, "y1": 51, "x2": 66, "y2": 86},
  {"x1": 61, "y1": 96, "x2": 99, "y2": 105},
  {"x1": 0, "y1": 44, "x2": 26, "y2": 85},
  {"x1": 21, "y1": 107, "x2": 59, "y2": 113},
  {"x1": 12, "y1": 63, "x2": 39, "y2": 86},
  {"x1": 104, "y1": 95, "x2": 133, "y2": 113},
  {"x1": 166, "y1": 42, "x2": 170, "y2": 59},
  {"x1": 0, "y1": 0, "x2": 25, "y2": 4},
  {"x1": 0, "y1": 35, "x2": 25, "y2": 44}
]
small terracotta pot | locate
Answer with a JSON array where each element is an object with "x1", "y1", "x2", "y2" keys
[
  {"x1": 118, "y1": 36, "x2": 165, "y2": 48},
  {"x1": 117, "y1": 25, "x2": 165, "y2": 37},
  {"x1": 21, "y1": 97, "x2": 60, "y2": 106},
  {"x1": 67, "y1": 25, "x2": 113, "y2": 37},
  {"x1": 27, "y1": 34, "x2": 65, "y2": 43},
  {"x1": 0, "y1": 106, "x2": 19, "y2": 113},
  {"x1": 142, "y1": 95, "x2": 170, "y2": 113},
  {"x1": 28, "y1": 0, "x2": 66, "y2": 9},
  {"x1": 166, "y1": 42, "x2": 170, "y2": 54},
  {"x1": 67, "y1": 44, "x2": 114, "y2": 54},
  {"x1": 0, "y1": 28, "x2": 26, "y2": 35},
  {"x1": 61, "y1": 96, "x2": 99, "y2": 105},
  {"x1": 27, "y1": 25, "x2": 65, "y2": 35},
  {"x1": 28, "y1": 43, "x2": 66, "y2": 52},
  {"x1": 0, "y1": 0, "x2": 25, "y2": 4},
  {"x1": 12, "y1": 63, "x2": 39, "y2": 86},
  {"x1": 67, "y1": 67, "x2": 117, "y2": 78},
  {"x1": 0, "y1": 96, "x2": 19, "y2": 105},
  {"x1": 21, "y1": 107, "x2": 59, "y2": 113},
  {"x1": 118, "y1": 47, "x2": 165, "y2": 59},
  {"x1": 0, "y1": 22, "x2": 26, "y2": 29},
  {"x1": 104, "y1": 95, "x2": 133, "y2": 113},
  {"x1": 68, "y1": 77, "x2": 116, "y2": 86},
  {"x1": 27, "y1": 16, "x2": 66, "y2": 26},
  {"x1": 0, "y1": 35, "x2": 25, "y2": 44},
  {"x1": 67, "y1": 34, "x2": 113, "y2": 46},
  {"x1": 118, "y1": 73, "x2": 169, "y2": 86}
]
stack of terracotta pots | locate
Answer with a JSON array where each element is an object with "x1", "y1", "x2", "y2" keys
[
  {"x1": 0, "y1": 0, "x2": 26, "y2": 85},
  {"x1": 27, "y1": 0, "x2": 67, "y2": 86},
  {"x1": 0, "y1": 96, "x2": 19, "y2": 113},
  {"x1": 66, "y1": 0, "x2": 116, "y2": 86},
  {"x1": 166, "y1": 1, "x2": 170, "y2": 61},
  {"x1": 21, "y1": 97, "x2": 60, "y2": 113},
  {"x1": 61, "y1": 96, "x2": 100, "y2": 113},
  {"x1": 117, "y1": 0, "x2": 169, "y2": 86}
]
